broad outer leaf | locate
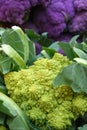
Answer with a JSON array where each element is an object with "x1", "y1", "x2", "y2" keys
[
  {"x1": 0, "y1": 112, "x2": 6, "y2": 125},
  {"x1": 0, "y1": 57, "x2": 12, "y2": 74},
  {"x1": 0, "y1": 27, "x2": 6, "y2": 36},
  {"x1": 27, "y1": 39, "x2": 36, "y2": 65},
  {"x1": 78, "y1": 125, "x2": 87, "y2": 130},
  {"x1": 58, "y1": 42, "x2": 75, "y2": 60},
  {"x1": 69, "y1": 35, "x2": 79, "y2": 46},
  {"x1": 1, "y1": 29, "x2": 24, "y2": 57},
  {"x1": 42, "y1": 42, "x2": 59, "y2": 58},
  {"x1": 49, "y1": 41, "x2": 59, "y2": 51},
  {"x1": 25, "y1": 29, "x2": 53, "y2": 47},
  {"x1": 0, "y1": 92, "x2": 30, "y2": 130},
  {"x1": 82, "y1": 42, "x2": 87, "y2": 52},
  {"x1": 12, "y1": 26, "x2": 29, "y2": 63},
  {"x1": 1, "y1": 26, "x2": 29, "y2": 63},
  {"x1": 25, "y1": 29, "x2": 40, "y2": 42},
  {"x1": 53, "y1": 63, "x2": 87, "y2": 93},
  {"x1": 1, "y1": 44, "x2": 26, "y2": 69},
  {"x1": 74, "y1": 58, "x2": 87, "y2": 67},
  {"x1": 73, "y1": 47, "x2": 87, "y2": 60},
  {"x1": 0, "y1": 85, "x2": 7, "y2": 94}
]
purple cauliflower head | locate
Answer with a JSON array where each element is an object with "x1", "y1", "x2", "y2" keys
[
  {"x1": 46, "y1": 0, "x2": 75, "y2": 24},
  {"x1": 30, "y1": 0, "x2": 50, "y2": 7},
  {"x1": 69, "y1": 12, "x2": 87, "y2": 33},
  {"x1": 0, "y1": 0, "x2": 50, "y2": 25},
  {"x1": 39, "y1": 0, "x2": 51, "y2": 7},
  {"x1": 0, "y1": 0, "x2": 30, "y2": 24},
  {"x1": 74, "y1": 0, "x2": 87, "y2": 12},
  {"x1": 32, "y1": 6, "x2": 66, "y2": 38},
  {"x1": 32, "y1": 0, "x2": 75, "y2": 39},
  {"x1": 0, "y1": 0, "x2": 87, "y2": 44},
  {"x1": 68, "y1": 0, "x2": 87, "y2": 33}
]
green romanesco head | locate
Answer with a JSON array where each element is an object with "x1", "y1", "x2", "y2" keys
[
  {"x1": 72, "y1": 94, "x2": 87, "y2": 117},
  {"x1": 4, "y1": 53, "x2": 86, "y2": 130},
  {"x1": 47, "y1": 104, "x2": 74, "y2": 130},
  {"x1": 0, "y1": 126, "x2": 7, "y2": 130}
]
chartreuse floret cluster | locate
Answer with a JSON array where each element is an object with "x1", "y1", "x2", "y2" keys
[
  {"x1": 0, "y1": 125, "x2": 7, "y2": 130},
  {"x1": 4, "y1": 53, "x2": 87, "y2": 130}
]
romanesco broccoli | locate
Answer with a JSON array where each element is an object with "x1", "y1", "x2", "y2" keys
[
  {"x1": 0, "y1": 126, "x2": 7, "y2": 130},
  {"x1": 72, "y1": 94, "x2": 87, "y2": 117},
  {"x1": 4, "y1": 53, "x2": 87, "y2": 130}
]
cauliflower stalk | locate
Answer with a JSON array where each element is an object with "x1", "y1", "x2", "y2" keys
[{"x1": 4, "y1": 53, "x2": 87, "y2": 130}]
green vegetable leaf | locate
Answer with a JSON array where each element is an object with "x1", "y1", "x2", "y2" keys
[
  {"x1": 41, "y1": 42, "x2": 59, "y2": 58},
  {"x1": 38, "y1": 32, "x2": 53, "y2": 47},
  {"x1": 74, "y1": 58, "x2": 87, "y2": 67},
  {"x1": 73, "y1": 47, "x2": 87, "y2": 60},
  {"x1": 0, "y1": 92, "x2": 30, "y2": 130},
  {"x1": 1, "y1": 44, "x2": 26, "y2": 69},
  {"x1": 53, "y1": 63, "x2": 87, "y2": 93},
  {"x1": 0, "y1": 112, "x2": 6, "y2": 125},
  {"x1": 69, "y1": 35, "x2": 79, "y2": 46},
  {"x1": 48, "y1": 41, "x2": 59, "y2": 51},
  {"x1": 25, "y1": 29, "x2": 40, "y2": 42},
  {"x1": 78, "y1": 124, "x2": 87, "y2": 130},
  {"x1": 58, "y1": 42, "x2": 75, "y2": 60},
  {"x1": 81, "y1": 42, "x2": 87, "y2": 52},
  {"x1": 7, "y1": 115, "x2": 29, "y2": 130},
  {"x1": 1, "y1": 26, "x2": 30, "y2": 63},
  {"x1": 0, "y1": 27, "x2": 6, "y2": 36},
  {"x1": 42, "y1": 48, "x2": 56, "y2": 58},
  {"x1": 0, "y1": 85, "x2": 7, "y2": 94},
  {"x1": 12, "y1": 26, "x2": 29, "y2": 63},
  {"x1": 25, "y1": 29, "x2": 53, "y2": 47},
  {"x1": 40, "y1": 50, "x2": 51, "y2": 59},
  {"x1": 0, "y1": 56, "x2": 12, "y2": 74},
  {"x1": 27, "y1": 39, "x2": 36, "y2": 65},
  {"x1": 58, "y1": 35, "x2": 82, "y2": 60},
  {"x1": 1, "y1": 29, "x2": 24, "y2": 57}
]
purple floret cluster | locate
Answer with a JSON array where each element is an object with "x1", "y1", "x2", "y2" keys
[
  {"x1": 30, "y1": 0, "x2": 87, "y2": 41},
  {"x1": 0, "y1": 0, "x2": 87, "y2": 40},
  {"x1": 31, "y1": 0, "x2": 75, "y2": 40},
  {"x1": 0, "y1": 0, "x2": 50, "y2": 25},
  {"x1": 69, "y1": 0, "x2": 87, "y2": 33},
  {"x1": 0, "y1": 0, "x2": 30, "y2": 24},
  {"x1": 0, "y1": 0, "x2": 87, "y2": 54}
]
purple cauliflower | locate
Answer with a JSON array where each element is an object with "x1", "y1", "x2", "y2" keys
[
  {"x1": 0, "y1": 0, "x2": 31, "y2": 24},
  {"x1": 31, "y1": 6, "x2": 66, "y2": 39},
  {"x1": 69, "y1": 12, "x2": 87, "y2": 33},
  {"x1": 30, "y1": 0, "x2": 50, "y2": 7},
  {"x1": 0, "y1": 0, "x2": 50, "y2": 25},
  {"x1": 68, "y1": 0, "x2": 87, "y2": 33},
  {"x1": 0, "y1": 0, "x2": 87, "y2": 54},
  {"x1": 74, "y1": 0, "x2": 87, "y2": 12},
  {"x1": 57, "y1": 33, "x2": 74, "y2": 42},
  {"x1": 32, "y1": 0, "x2": 75, "y2": 39}
]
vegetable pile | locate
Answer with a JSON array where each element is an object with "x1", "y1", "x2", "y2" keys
[
  {"x1": 0, "y1": 0, "x2": 87, "y2": 41},
  {"x1": 4, "y1": 53, "x2": 72, "y2": 130},
  {"x1": 0, "y1": 26, "x2": 87, "y2": 130},
  {"x1": 4, "y1": 53, "x2": 87, "y2": 130}
]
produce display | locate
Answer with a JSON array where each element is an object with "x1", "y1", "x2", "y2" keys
[
  {"x1": 4, "y1": 53, "x2": 87, "y2": 130},
  {"x1": 0, "y1": 0, "x2": 87, "y2": 41},
  {"x1": 0, "y1": 26, "x2": 86, "y2": 130},
  {"x1": 0, "y1": 0, "x2": 87, "y2": 130}
]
